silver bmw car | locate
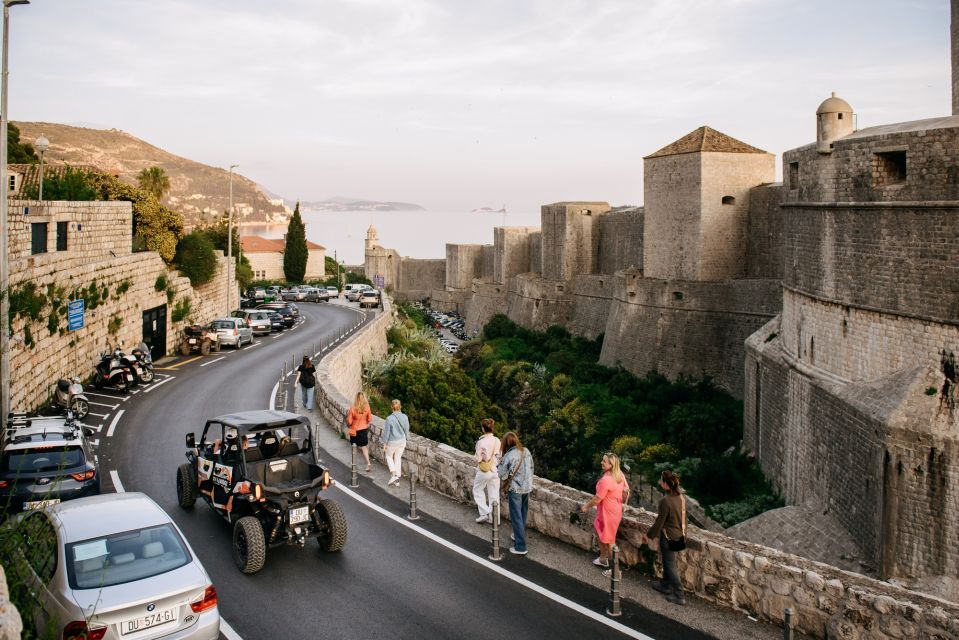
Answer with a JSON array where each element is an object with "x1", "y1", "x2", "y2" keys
[{"x1": 16, "y1": 492, "x2": 219, "y2": 640}]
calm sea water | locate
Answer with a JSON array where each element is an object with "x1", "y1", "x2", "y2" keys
[{"x1": 241, "y1": 209, "x2": 542, "y2": 265}]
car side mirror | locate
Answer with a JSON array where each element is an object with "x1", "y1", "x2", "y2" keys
[{"x1": 186, "y1": 433, "x2": 196, "y2": 448}]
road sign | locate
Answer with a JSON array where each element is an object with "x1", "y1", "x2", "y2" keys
[
  {"x1": 67, "y1": 299, "x2": 85, "y2": 331},
  {"x1": 374, "y1": 274, "x2": 385, "y2": 290}
]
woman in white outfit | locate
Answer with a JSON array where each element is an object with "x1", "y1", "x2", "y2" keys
[
  {"x1": 472, "y1": 418, "x2": 501, "y2": 523},
  {"x1": 381, "y1": 399, "x2": 411, "y2": 486}
]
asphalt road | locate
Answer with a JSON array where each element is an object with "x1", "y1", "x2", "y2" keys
[{"x1": 98, "y1": 301, "x2": 716, "y2": 640}]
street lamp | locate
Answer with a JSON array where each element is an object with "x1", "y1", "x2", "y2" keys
[
  {"x1": 34, "y1": 133, "x2": 48, "y2": 201},
  {"x1": 226, "y1": 164, "x2": 238, "y2": 315},
  {"x1": 0, "y1": 0, "x2": 31, "y2": 420}
]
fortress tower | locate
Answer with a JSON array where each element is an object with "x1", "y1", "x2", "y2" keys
[
  {"x1": 953, "y1": 0, "x2": 958, "y2": 114},
  {"x1": 816, "y1": 92, "x2": 855, "y2": 153}
]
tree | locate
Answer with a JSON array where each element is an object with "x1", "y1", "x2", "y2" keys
[
  {"x1": 91, "y1": 173, "x2": 183, "y2": 263},
  {"x1": 198, "y1": 218, "x2": 253, "y2": 289},
  {"x1": 136, "y1": 166, "x2": 171, "y2": 201},
  {"x1": 173, "y1": 231, "x2": 218, "y2": 286},
  {"x1": 283, "y1": 202, "x2": 308, "y2": 283},
  {"x1": 7, "y1": 123, "x2": 38, "y2": 163},
  {"x1": 20, "y1": 166, "x2": 97, "y2": 200}
]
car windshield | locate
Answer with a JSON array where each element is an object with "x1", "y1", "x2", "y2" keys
[
  {"x1": 211, "y1": 320, "x2": 235, "y2": 330},
  {"x1": 67, "y1": 523, "x2": 191, "y2": 590},
  {"x1": 3, "y1": 446, "x2": 84, "y2": 473}
]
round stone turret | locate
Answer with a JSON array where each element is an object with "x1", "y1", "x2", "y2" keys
[{"x1": 816, "y1": 92, "x2": 854, "y2": 153}]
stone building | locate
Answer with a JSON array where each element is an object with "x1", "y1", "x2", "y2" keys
[
  {"x1": 241, "y1": 235, "x2": 325, "y2": 282},
  {"x1": 363, "y1": 224, "x2": 445, "y2": 300}
]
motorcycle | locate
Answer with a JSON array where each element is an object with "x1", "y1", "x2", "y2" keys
[
  {"x1": 130, "y1": 342, "x2": 155, "y2": 383},
  {"x1": 53, "y1": 376, "x2": 90, "y2": 420},
  {"x1": 93, "y1": 346, "x2": 135, "y2": 393}
]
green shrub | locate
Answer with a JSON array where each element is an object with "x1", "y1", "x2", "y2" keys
[
  {"x1": 155, "y1": 274, "x2": 168, "y2": 292},
  {"x1": 171, "y1": 297, "x2": 192, "y2": 323},
  {"x1": 173, "y1": 232, "x2": 217, "y2": 286}
]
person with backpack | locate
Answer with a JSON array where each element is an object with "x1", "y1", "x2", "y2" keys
[
  {"x1": 472, "y1": 418, "x2": 501, "y2": 523},
  {"x1": 294, "y1": 355, "x2": 317, "y2": 411},
  {"x1": 498, "y1": 431, "x2": 533, "y2": 555}
]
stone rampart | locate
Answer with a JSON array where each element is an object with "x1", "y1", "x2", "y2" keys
[
  {"x1": 0, "y1": 565, "x2": 22, "y2": 640},
  {"x1": 540, "y1": 202, "x2": 611, "y2": 281},
  {"x1": 446, "y1": 244, "x2": 485, "y2": 290},
  {"x1": 504, "y1": 273, "x2": 575, "y2": 331},
  {"x1": 314, "y1": 301, "x2": 959, "y2": 639},
  {"x1": 493, "y1": 226, "x2": 536, "y2": 284},
  {"x1": 600, "y1": 271, "x2": 781, "y2": 398},
  {"x1": 746, "y1": 183, "x2": 785, "y2": 279},
  {"x1": 465, "y1": 279, "x2": 508, "y2": 335},
  {"x1": 396, "y1": 258, "x2": 445, "y2": 302},
  {"x1": 597, "y1": 207, "x2": 644, "y2": 275},
  {"x1": 568, "y1": 274, "x2": 615, "y2": 339}
]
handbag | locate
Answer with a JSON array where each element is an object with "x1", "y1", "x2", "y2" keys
[
  {"x1": 477, "y1": 437, "x2": 497, "y2": 473},
  {"x1": 500, "y1": 450, "x2": 526, "y2": 497},
  {"x1": 664, "y1": 494, "x2": 687, "y2": 551}
]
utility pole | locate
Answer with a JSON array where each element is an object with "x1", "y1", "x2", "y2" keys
[{"x1": 226, "y1": 164, "x2": 238, "y2": 315}]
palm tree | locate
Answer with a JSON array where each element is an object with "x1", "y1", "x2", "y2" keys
[{"x1": 137, "y1": 166, "x2": 170, "y2": 201}]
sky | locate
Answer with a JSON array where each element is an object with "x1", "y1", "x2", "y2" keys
[{"x1": 8, "y1": 0, "x2": 951, "y2": 212}]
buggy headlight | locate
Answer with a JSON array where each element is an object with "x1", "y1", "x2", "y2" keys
[{"x1": 322, "y1": 471, "x2": 331, "y2": 488}]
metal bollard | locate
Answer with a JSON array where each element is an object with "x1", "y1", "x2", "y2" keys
[
  {"x1": 606, "y1": 544, "x2": 622, "y2": 617},
  {"x1": 407, "y1": 473, "x2": 420, "y2": 521},
  {"x1": 350, "y1": 444, "x2": 359, "y2": 488},
  {"x1": 783, "y1": 607, "x2": 794, "y2": 640},
  {"x1": 488, "y1": 502, "x2": 503, "y2": 562},
  {"x1": 312, "y1": 341, "x2": 316, "y2": 356}
]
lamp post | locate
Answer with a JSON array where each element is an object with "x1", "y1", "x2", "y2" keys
[
  {"x1": 0, "y1": 0, "x2": 30, "y2": 421},
  {"x1": 227, "y1": 164, "x2": 238, "y2": 315},
  {"x1": 34, "y1": 133, "x2": 47, "y2": 201}
]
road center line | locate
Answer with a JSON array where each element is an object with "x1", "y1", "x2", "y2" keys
[
  {"x1": 200, "y1": 357, "x2": 226, "y2": 367},
  {"x1": 246, "y1": 342, "x2": 261, "y2": 349},
  {"x1": 333, "y1": 483, "x2": 652, "y2": 640},
  {"x1": 142, "y1": 377, "x2": 175, "y2": 394},
  {"x1": 106, "y1": 409, "x2": 126, "y2": 437}
]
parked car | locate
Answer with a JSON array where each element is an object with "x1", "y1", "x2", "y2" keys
[
  {"x1": 267, "y1": 311, "x2": 285, "y2": 332},
  {"x1": 257, "y1": 303, "x2": 295, "y2": 328},
  {"x1": 211, "y1": 318, "x2": 254, "y2": 349},
  {"x1": 233, "y1": 309, "x2": 272, "y2": 336},
  {"x1": 177, "y1": 411, "x2": 346, "y2": 574},
  {"x1": 282, "y1": 287, "x2": 307, "y2": 302},
  {"x1": 325, "y1": 286, "x2": 339, "y2": 298},
  {"x1": 346, "y1": 285, "x2": 373, "y2": 302},
  {"x1": 0, "y1": 414, "x2": 100, "y2": 514},
  {"x1": 245, "y1": 287, "x2": 267, "y2": 302},
  {"x1": 359, "y1": 290, "x2": 381, "y2": 309},
  {"x1": 13, "y1": 492, "x2": 220, "y2": 639}
]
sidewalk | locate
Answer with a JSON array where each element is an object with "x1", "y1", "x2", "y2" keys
[{"x1": 295, "y1": 402, "x2": 789, "y2": 640}]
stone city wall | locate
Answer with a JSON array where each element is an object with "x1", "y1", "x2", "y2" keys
[
  {"x1": 504, "y1": 273, "x2": 575, "y2": 332},
  {"x1": 464, "y1": 279, "x2": 508, "y2": 336},
  {"x1": 446, "y1": 244, "x2": 485, "y2": 290},
  {"x1": 493, "y1": 226, "x2": 537, "y2": 284},
  {"x1": 745, "y1": 183, "x2": 785, "y2": 279},
  {"x1": 540, "y1": 202, "x2": 611, "y2": 281},
  {"x1": 528, "y1": 231, "x2": 542, "y2": 275},
  {"x1": 600, "y1": 271, "x2": 781, "y2": 398},
  {"x1": 0, "y1": 565, "x2": 22, "y2": 640},
  {"x1": 567, "y1": 274, "x2": 615, "y2": 339},
  {"x1": 596, "y1": 207, "x2": 644, "y2": 275},
  {"x1": 395, "y1": 258, "x2": 445, "y2": 302},
  {"x1": 314, "y1": 302, "x2": 959, "y2": 639},
  {"x1": 430, "y1": 287, "x2": 472, "y2": 314},
  {"x1": 643, "y1": 153, "x2": 703, "y2": 280}
]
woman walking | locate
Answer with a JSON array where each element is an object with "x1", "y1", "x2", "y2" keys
[
  {"x1": 497, "y1": 432, "x2": 533, "y2": 555},
  {"x1": 347, "y1": 391, "x2": 373, "y2": 472},
  {"x1": 643, "y1": 470, "x2": 688, "y2": 605},
  {"x1": 472, "y1": 418, "x2": 501, "y2": 523},
  {"x1": 294, "y1": 356, "x2": 317, "y2": 411},
  {"x1": 381, "y1": 399, "x2": 410, "y2": 487},
  {"x1": 580, "y1": 452, "x2": 630, "y2": 576}
]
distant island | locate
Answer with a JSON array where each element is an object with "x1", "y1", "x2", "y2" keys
[
  {"x1": 471, "y1": 206, "x2": 507, "y2": 213},
  {"x1": 299, "y1": 197, "x2": 425, "y2": 212}
]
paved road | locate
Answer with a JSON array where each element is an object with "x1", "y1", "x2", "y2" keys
[{"x1": 99, "y1": 301, "x2": 716, "y2": 640}]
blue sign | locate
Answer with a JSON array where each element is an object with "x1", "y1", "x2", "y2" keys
[
  {"x1": 67, "y1": 299, "x2": 85, "y2": 331},
  {"x1": 374, "y1": 275, "x2": 385, "y2": 290}
]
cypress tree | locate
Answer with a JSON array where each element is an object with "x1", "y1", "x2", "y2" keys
[{"x1": 283, "y1": 202, "x2": 308, "y2": 283}]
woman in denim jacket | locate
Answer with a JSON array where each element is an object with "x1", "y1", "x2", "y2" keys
[{"x1": 497, "y1": 432, "x2": 533, "y2": 555}]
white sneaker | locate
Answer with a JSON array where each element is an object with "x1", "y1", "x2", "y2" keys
[
  {"x1": 475, "y1": 514, "x2": 489, "y2": 523},
  {"x1": 509, "y1": 547, "x2": 528, "y2": 556},
  {"x1": 593, "y1": 557, "x2": 609, "y2": 567}
]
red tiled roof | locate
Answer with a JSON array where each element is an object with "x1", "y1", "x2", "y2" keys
[
  {"x1": 241, "y1": 235, "x2": 325, "y2": 252},
  {"x1": 645, "y1": 126, "x2": 768, "y2": 159}
]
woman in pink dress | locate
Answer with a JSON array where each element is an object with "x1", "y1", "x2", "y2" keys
[{"x1": 580, "y1": 452, "x2": 630, "y2": 574}]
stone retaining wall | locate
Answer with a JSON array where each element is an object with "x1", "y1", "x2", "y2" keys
[
  {"x1": 313, "y1": 296, "x2": 959, "y2": 639},
  {"x1": 0, "y1": 566, "x2": 22, "y2": 640}
]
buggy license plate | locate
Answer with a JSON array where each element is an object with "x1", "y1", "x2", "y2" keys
[
  {"x1": 24, "y1": 498, "x2": 59, "y2": 510},
  {"x1": 121, "y1": 606, "x2": 178, "y2": 635},
  {"x1": 289, "y1": 506, "x2": 310, "y2": 524},
  {"x1": 189, "y1": 338, "x2": 197, "y2": 344}
]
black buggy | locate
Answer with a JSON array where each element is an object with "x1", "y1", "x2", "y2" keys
[{"x1": 176, "y1": 410, "x2": 347, "y2": 573}]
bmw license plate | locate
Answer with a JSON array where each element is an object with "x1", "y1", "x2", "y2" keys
[
  {"x1": 24, "y1": 498, "x2": 59, "y2": 510},
  {"x1": 289, "y1": 506, "x2": 309, "y2": 524},
  {"x1": 121, "y1": 606, "x2": 178, "y2": 635}
]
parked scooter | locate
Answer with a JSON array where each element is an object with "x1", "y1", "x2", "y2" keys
[
  {"x1": 93, "y1": 346, "x2": 134, "y2": 393},
  {"x1": 52, "y1": 376, "x2": 89, "y2": 420},
  {"x1": 130, "y1": 342, "x2": 155, "y2": 383}
]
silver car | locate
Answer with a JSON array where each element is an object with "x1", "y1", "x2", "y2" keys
[
  {"x1": 211, "y1": 318, "x2": 253, "y2": 349},
  {"x1": 16, "y1": 492, "x2": 220, "y2": 639}
]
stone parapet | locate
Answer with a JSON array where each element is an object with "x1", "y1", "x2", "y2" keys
[{"x1": 0, "y1": 565, "x2": 22, "y2": 640}]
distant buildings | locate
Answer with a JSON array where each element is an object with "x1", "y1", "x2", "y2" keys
[{"x1": 241, "y1": 235, "x2": 325, "y2": 282}]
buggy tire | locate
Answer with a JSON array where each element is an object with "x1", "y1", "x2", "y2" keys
[
  {"x1": 200, "y1": 340, "x2": 211, "y2": 356},
  {"x1": 70, "y1": 397, "x2": 89, "y2": 420},
  {"x1": 176, "y1": 463, "x2": 197, "y2": 508},
  {"x1": 315, "y1": 499, "x2": 348, "y2": 552},
  {"x1": 233, "y1": 516, "x2": 266, "y2": 574},
  {"x1": 179, "y1": 342, "x2": 191, "y2": 356},
  {"x1": 212, "y1": 341, "x2": 220, "y2": 353}
]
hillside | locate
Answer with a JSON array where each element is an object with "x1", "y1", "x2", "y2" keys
[{"x1": 13, "y1": 122, "x2": 289, "y2": 226}]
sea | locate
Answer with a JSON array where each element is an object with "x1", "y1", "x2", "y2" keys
[{"x1": 241, "y1": 209, "x2": 542, "y2": 266}]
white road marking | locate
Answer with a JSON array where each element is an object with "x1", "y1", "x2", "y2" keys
[
  {"x1": 87, "y1": 411, "x2": 109, "y2": 419},
  {"x1": 85, "y1": 391, "x2": 125, "y2": 400},
  {"x1": 200, "y1": 357, "x2": 226, "y2": 367},
  {"x1": 333, "y1": 483, "x2": 652, "y2": 640},
  {"x1": 269, "y1": 382, "x2": 279, "y2": 409},
  {"x1": 106, "y1": 410, "x2": 125, "y2": 437},
  {"x1": 220, "y1": 619, "x2": 243, "y2": 640},
  {"x1": 109, "y1": 469, "x2": 125, "y2": 493},
  {"x1": 89, "y1": 439, "x2": 98, "y2": 446},
  {"x1": 142, "y1": 377, "x2": 175, "y2": 393},
  {"x1": 88, "y1": 401, "x2": 119, "y2": 409},
  {"x1": 246, "y1": 342, "x2": 261, "y2": 349}
]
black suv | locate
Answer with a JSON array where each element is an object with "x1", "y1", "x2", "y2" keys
[
  {"x1": 176, "y1": 410, "x2": 347, "y2": 574},
  {"x1": 0, "y1": 413, "x2": 100, "y2": 514},
  {"x1": 256, "y1": 303, "x2": 296, "y2": 328}
]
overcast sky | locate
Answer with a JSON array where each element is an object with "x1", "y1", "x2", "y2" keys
[{"x1": 9, "y1": 0, "x2": 951, "y2": 212}]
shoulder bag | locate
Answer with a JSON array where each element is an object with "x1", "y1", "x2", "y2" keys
[
  {"x1": 500, "y1": 450, "x2": 526, "y2": 497},
  {"x1": 477, "y1": 436, "x2": 497, "y2": 473},
  {"x1": 664, "y1": 494, "x2": 687, "y2": 552}
]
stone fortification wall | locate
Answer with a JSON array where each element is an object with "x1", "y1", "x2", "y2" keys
[
  {"x1": 445, "y1": 244, "x2": 485, "y2": 290},
  {"x1": 528, "y1": 231, "x2": 542, "y2": 275},
  {"x1": 0, "y1": 565, "x2": 22, "y2": 640},
  {"x1": 600, "y1": 271, "x2": 781, "y2": 398},
  {"x1": 464, "y1": 279, "x2": 508, "y2": 335},
  {"x1": 396, "y1": 258, "x2": 445, "y2": 302},
  {"x1": 481, "y1": 244, "x2": 494, "y2": 279},
  {"x1": 493, "y1": 226, "x2": 536, "y2": 284},
  {"x1": 365, "y1": 246, "x2": 399, "y2": 291},
  {"x1": 567, "y1": 274, "x2": 615, "y2": 339},
  {"x1": 7, "y1": 200, "x2": 230, "y2": 411},
  {"x1": 643, "y1": 153, "x2": 703, "y2": 280},
  {"x1": 746, "y1": 183, "x2": 785, "y2": 279},
  {"x1": 596, "y1": 207, "x2": 644, "y2": 275},
  {"x1": 314, "y1": 304, "x2": 959, "y2": 639},
  {"x1": 784, "y1": 120, "x2": 959, "y2": 203},
  {"x1": 504, "y1": 273, "x2": 575, "y2": 332},
  {"x1": 954, "y1": 0, "x2": 959, "y2": 115},
  {"x1": 745, "y1": 319, "x2": 959, "y2": 581},
  {"x1": 540, "y1": 202, "x2": 611, "y2": 281},
  {"x1": 430, "y1": 288, "x2": 471, "y2": 314}
]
